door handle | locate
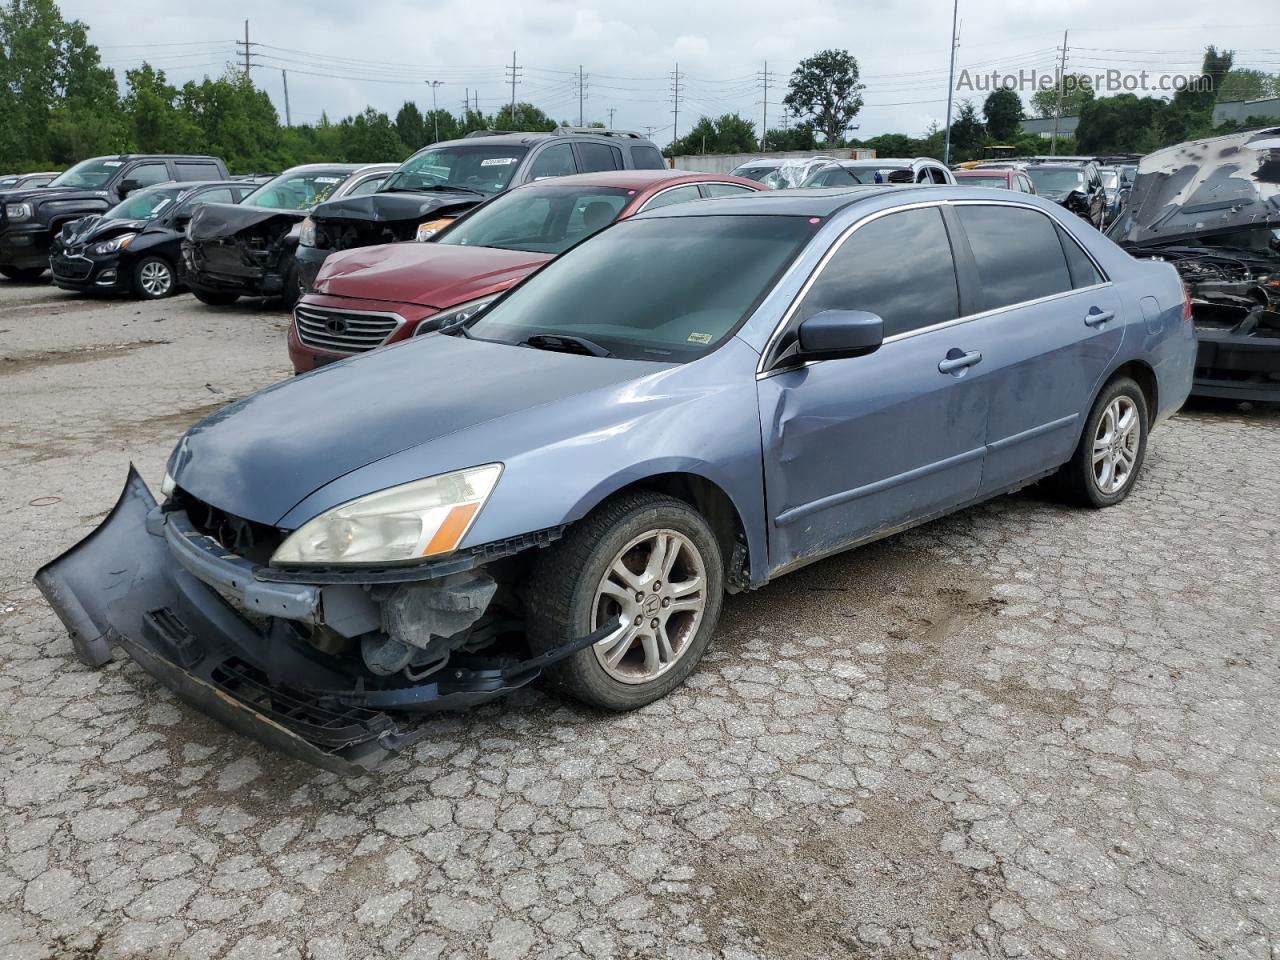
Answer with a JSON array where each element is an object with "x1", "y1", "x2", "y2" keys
[
  {"x1": 938, "y1": 350, "x2": 982, "y2": 374},
  {"x1": 1084, "y1": 309, "x2": 1115, "y2": 327}
]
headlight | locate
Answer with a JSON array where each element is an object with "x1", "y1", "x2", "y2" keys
[
  {"x1": 5, "y1": 202, "x2": 32, "y2": 222},
  {"x1": 414, "y1": 295, "x2": 499, "y2": 336},
  {"x1": 271, "y1": 464, "x2": 503, "y2": 566},
  {"x1": 91, "y1": 234, "x2": 134, "y2": 255},
  {"x1": 298, "y1": 216, "x2": 316, "y2": 247},
  {"x1": 161, "y1": 471, "x2": 176, "y2": 498},
  {"x1": 415, "y1": 217, "x2": 455, "y2": 242}
]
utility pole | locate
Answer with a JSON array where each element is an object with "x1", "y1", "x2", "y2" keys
[
  {"x1": 281, "y1": 70, "x2": 291, "y2": 126},
  {"x1": 942, "y1": 0, "x2": 959, "y2": 165},
  {"x1": 235, "y1": 20, "x2": 256, "y2": 81},
  {"x1": 757, "y1": 60, "x2": 774, "y2": 152},
  {"x1": 608, "y1": 107, "x2": 616, "y2": 128},
  {"x1": 577, "y1": 65, "x2": 588, "y2": 127},
  {"x1": 462, "y1": 88, "x2": 469, "y2": 124},
  {"x1": 506, "y1": 51, "x2": 521, "y2": 126},
  {"x1": 1051, "y1": 30, "x2": 1069, "y2": 156},
  {"x1": 670, "y1": 63, "x2": 683, "y2": 147},
  {"x1": 425, "y1": 80, "x2": 443, "y2": 143}
]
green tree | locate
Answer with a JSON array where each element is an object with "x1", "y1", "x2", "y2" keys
[
  {"x1": 123, "y1": 65, "x2": 202, "y2": 153},
  {"x1": 670, "y1": 114, "x2": 758, "y2": 156},
  {"x1": 1216, "y1": 69, "x2": 1279, "y2": 103},
  {"x1": 180, "y1": 71, "x2": 284, "y2": 172},
  {"x1": 337, "y1": 107, "x2": 409, "y2": 162},
  {"x1": 394, "y1": 101, "x2": 427, "y2": 149},
  {"x1": 492, "y1": 102, "x2": 557, "y2": 132},
  {"x1": 0, "y1": 0, "x2": 122, "y2": 168},
  {"x1": 1031, "y1": 74, "x2": 1096, "y2": 120},
  {"x1": 763, "y1": 123, "x2": 818, "y2": 152},
  {"x1": 783, "y1": 49, "x2": 865, "y2": 145},
  {"x1": 948, "y1": 100, "x2": 986, "y2": 159},
  {"x1": 983, "y1": 88, "x2": 1022, "y2": 141},
  {"x1": 1075, "y1": 94, "x2": 1167, "y2": 153}
]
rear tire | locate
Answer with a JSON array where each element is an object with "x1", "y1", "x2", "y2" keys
[
  {"x1": 1058, "y1": 376, "x2": 1148, "y2": 508},
  {"x1": 191, "y1": 286, "x2": 239, "y2": 306},
  {"x1": 0, "y1": 265, "x2": 47, "y2": 282},
  {"x1": 525, "y1": 491, "x2": 723, "y2": 711}
]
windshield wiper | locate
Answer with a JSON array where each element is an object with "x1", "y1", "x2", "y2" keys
[
  {"x1": 520, "y1": 333, "x2": 614, "y2": 358},
  {"x1": 383, "y1": 183, "x2": 486, "y2": 196}
]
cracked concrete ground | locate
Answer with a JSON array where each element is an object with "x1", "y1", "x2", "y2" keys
[{"x1": 1, "y1": 273, "x2": 1278, "y2": 960}]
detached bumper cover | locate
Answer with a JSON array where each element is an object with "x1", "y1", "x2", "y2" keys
[
  {"x1": 1193, "y1": 329, "x2": 1280, "y2": 401},
  {"x1": 34, "y1": 468, "x2": 622, "y2": 774}
]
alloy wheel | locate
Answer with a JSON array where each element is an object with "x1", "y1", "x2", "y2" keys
[
  {"x1": 591, "y1": 529, "x2": 707, "y2": 684},
  {"x1": 140, "y1": 260, "x2": 172, "y2": 297},
  {"x1": 1092, "y1": 395, "x2": 1140, "y2": 495}
]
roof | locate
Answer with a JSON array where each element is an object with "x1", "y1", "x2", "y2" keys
[
  {"x1": 513, "y1": 170, "x2": 758, "y2": 190},
  {"x1": 277, "y1": 163, "x2": 382, "y2": 175},
  {"x1": 954, "y1": 168, "x2": 1015, "y2": 178},
  {"x1": 99, "y1": 154, "x2": 223, "y2": 161},
  {"x1": 413, "y1": 129, "x2": 658, "y2": 155},
  {"x1": 633, "y1": 184, "x2": 937, "y2": 219}
]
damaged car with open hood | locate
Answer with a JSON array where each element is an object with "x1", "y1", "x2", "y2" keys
[
  {"x1": 181, "y1": 163, "x2": 395, "y2": 308},
  {"x1": 36, "y1": 185, "x2": 1194, "y2": 773},
  {"x1": 1107, "y1": 126, "x2": 1280, "y2": 401}
]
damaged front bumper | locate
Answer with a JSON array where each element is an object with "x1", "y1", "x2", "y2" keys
[
  {"x1": 1193, "y1": 328, "x2": 1280, "y2": 401},
  {"x1": 35, "y1": 468, "x2": 620, "y2": 775}
]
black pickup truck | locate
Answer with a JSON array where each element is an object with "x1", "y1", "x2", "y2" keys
[{"x1": 0, "y1": 154, "x2": 228, "y2": 281}]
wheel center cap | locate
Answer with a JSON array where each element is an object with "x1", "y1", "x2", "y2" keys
[{"x1": 642, "y1": 594, "x2": 662, "y2": 617}]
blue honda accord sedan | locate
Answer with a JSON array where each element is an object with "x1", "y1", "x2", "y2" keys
[{"x1": 37, "y1": 185, "x2": 1196, "y2": 772}]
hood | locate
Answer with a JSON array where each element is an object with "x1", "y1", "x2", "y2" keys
[
  {"x1": 1108, "y1": 126, "x2": 1280, "y2": 248},
  {"x1": 1, "y1": 184, "x2": 106, "y2": 208},
  {"x1": 313, "y1": 190, "x2": 482, "y2": 225},
  {"x1": 169, "y1": 332, "x2": 662, "y2": 525},
  {"x1": 60, "y1": 215, "x2": 150, "y2": 247},
  {"x1": 187, "y1": 202, "x2": 307, "y2": 241},
  {"x1": 315, "y1": 243, "x2": 552, "y2": 307}
]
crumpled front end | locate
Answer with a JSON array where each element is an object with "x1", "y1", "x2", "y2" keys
[
  {"x1": 182, "y1": 204, "x2": 307, "y2": 296},
  {"x1": 35, "y1": 468, "x2": 618, "y2": 774}
]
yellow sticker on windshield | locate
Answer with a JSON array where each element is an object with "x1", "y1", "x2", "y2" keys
[{"x1": 687, "y1": 332, "x2": 712, "y2": 344}]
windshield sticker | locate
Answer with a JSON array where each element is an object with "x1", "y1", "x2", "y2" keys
[
  {"x1": 687, "y1": 332, "x2": 712, "y2": 344},
  {"x1": 480, "y1": 157, "x2": 517, "y2": 167},
  {"x1": 314, "y1": 176, "x2": 341, "y2": 184},
  {"x1": 102, "y1": 161, "x2": 123, "y2": 167}
]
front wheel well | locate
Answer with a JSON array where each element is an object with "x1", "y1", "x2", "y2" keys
[{"x1": 598, "y1": 474, "x2": 749, "y2": 587}]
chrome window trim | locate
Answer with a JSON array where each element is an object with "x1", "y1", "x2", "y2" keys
[
  {"x1": 637, "y1": 182, "x2": 708, "y2": 213},
  {"x1": 756, "y1": 196, "x2": 1113, "y2": 376}
]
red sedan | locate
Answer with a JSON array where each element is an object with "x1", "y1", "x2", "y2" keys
[{"x1": 289, "y1": 170, "x2": 764, "y2": 373}]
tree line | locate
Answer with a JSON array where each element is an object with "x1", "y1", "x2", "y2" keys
[{"x1": 2, "y1": 0, "x2": 1276, "y2": 176}]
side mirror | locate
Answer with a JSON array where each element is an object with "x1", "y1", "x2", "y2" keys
[{"x1": 796, "y1": 309, "x2": 884, "y2": 362}]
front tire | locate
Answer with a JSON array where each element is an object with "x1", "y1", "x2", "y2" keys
[
  {"x1": 0, "y1": 265, "x2": 47, "y2": 282},
  {"x1": 1059, "y1": 376, "x2": 1148, "y2": 507},
  {"x1": 133, "y1": 256, "x2": 175, "y2": 300},
  {"x1": 280, "y1": 260, "x2": 303, "y2": 310},
  {"x1": 191, "y1": 286, "x2": 239, "y2": 306},
  {"x1": 526, "y1": 491, "x2": 723, "y2": 711}
]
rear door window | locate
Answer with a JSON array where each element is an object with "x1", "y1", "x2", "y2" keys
[
  {"x1": 702, "y1": 182, "x2": 754, "y2": 198},
  {"x1": 344, "y1": 174, "x2": 386, "y2": 197},
  {"x1": 576, "y1": 142, "x2": 623, "y2": 173},
  {"x1": 630, "y1": 145, "x2": 666, "y2": 169},
  {"x1": 641, "y1": 184, "x2": 704, "y2": 211},
  {"x1": 796, "y1": 206, "x2": 959, "y2": 338},
  {"x1": 956, "y1": 204, "x2": 1073, "y2": 311},
  {"x1": 175, "y1": 161, "x2": 222, "y2": 181},
  {"x1": 528, "y1": 144, "x2": 578, "y2": 180}
]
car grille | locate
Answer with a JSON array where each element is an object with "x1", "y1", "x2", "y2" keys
[
  {"x1": 52, "y1": 256, "x2": 93, "y2": 280},
  {"x1": 294, "y1": 304, "x2": 400, "y2": 354}
]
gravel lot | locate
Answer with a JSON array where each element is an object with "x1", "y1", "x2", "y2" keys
[{"x1": 2, "y1": 274, "x2": 1278, "y2": 960}]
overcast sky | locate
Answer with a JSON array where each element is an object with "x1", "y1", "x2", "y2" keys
[{"x1": 61, "y1": 0, "x2": 1278, "y2": 144}]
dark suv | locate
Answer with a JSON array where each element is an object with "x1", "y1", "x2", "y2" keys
[
  {"x1": 1024, "y1": 161, "x2": 1107, "y2": 229},
  {"x1": 295, "y1": 127, "x2": 668, "y2": 290},
  {"x1": 0, "y1": 154, "x2": 228, "y2": 281}
]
